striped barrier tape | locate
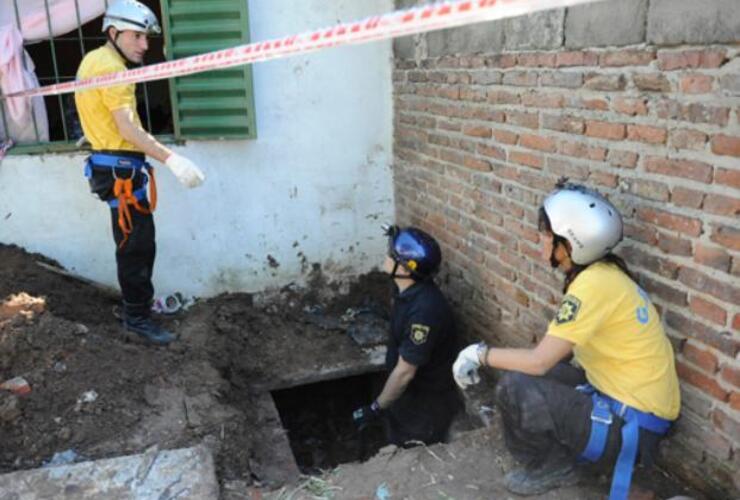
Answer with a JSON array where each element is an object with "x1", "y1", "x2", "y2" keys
[{"x1": 2, "y1": 0, "x2": 600, "y2": 100}]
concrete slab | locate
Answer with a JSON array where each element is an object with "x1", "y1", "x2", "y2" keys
[
  {"x1": 505, "y1": 9, "x2": 565, "y2": 50},
  {"x1": 427, "y1": 21, "x2": 506, "y2": 57},
  {"x1": 647, "y1": 0, "x2": 740, "y2": 45},
  {"x1": 565, "y1": 0, "x2": 647, "y2": 48},
  {"x1": 0, "y1": 446, "x2": 218, "y2": 500}
]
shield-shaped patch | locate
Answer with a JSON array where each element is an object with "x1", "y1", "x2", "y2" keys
[
  {"x1": 410, "y1": 324, "x2": 430, "y2": 345},
  {"x1": 555, "y1": 295, "x2": 581, "y2": 324}
]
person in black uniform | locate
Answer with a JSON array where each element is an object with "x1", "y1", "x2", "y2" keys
[{"x1": 353, "y1": 225, "x2": 461, "y2": 447}]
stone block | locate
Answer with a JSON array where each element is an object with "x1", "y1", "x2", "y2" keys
[
  {"x1": 504, "y1": 9, "x2": 565, "y2": 50},
  {"x1": 565, "y1": 0, "x2": 647, "y2": 48},
  {"x1": 648, "y1": 0, "x2": 740, "y2": 45},
  {"x1": 427, "y1": 21, "x2": 505, "y2": 57}
]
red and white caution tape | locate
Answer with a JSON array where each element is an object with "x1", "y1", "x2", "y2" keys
[{"x1": 3, "y1": 0, "x2": 600, "y2": 100}]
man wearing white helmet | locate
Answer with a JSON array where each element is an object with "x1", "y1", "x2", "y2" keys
[
  {"x1": 452, "y1": 180, "x2": 680, "y2": 499},
  {"x1": 75, "y1": 0, "x2": 205, "y2": 345}
]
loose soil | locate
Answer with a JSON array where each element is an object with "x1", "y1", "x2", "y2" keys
[{"x1": 0, "y1": 243, "x2": 703, "y2": 499}]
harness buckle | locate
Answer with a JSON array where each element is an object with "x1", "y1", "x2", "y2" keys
[{"x1": 591, "y1": 400, "x2": 613, "y2": 425}]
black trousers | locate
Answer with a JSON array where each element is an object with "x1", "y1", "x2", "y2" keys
[
  {"x1": 88, "y1": 161, "x2": 156, "y2": 318},
  {"x1": 385, "y1": 387, "x2": 461, "y2": 447},
  {"x1": 495, "y1": 363, "x2": 663, "y2": 472}
]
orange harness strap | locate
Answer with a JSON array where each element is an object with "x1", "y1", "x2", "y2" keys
[{"x1": 112, "y1": 167, "x2": 158, "y2": 249}]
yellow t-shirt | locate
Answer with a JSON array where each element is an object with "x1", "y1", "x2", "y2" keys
[
  {"x1": 547, "y1": 262, "x2": 680, "y2": 420},
  {"x1": 75, "y1": 45, "x2": 143, "y2": 152}
]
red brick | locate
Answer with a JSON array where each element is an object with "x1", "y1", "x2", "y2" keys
[
  {"x1": 542, "y1": 114, "x2": 584, "y2": 134},
  {"x1": 637, "y1": 206, "x2": 702, "y2": 236},
  {"x1": 517, "y1": 52, "x2": 556, "y2": 67},
  {"x1": 555, "y1": 51, "x2": 598, "y2": 67},
  {"x1": 714, "y1": 168, "x2": 740, "y2": 189},
  {"x1": 547, "y1": 157, "x2": 589, "y2": 180},
  {"x1": 665, "y1": 310, "x2": 738, "y2": 357},
  {"x1": 710, "y1": 134, "x2": 740, "y2": 157},
  {"x1": 558, "y1": 141, "x2": 606, "y2": 161},
  {"x1": 733, "y1": 313, "x2": 740, "y2": 331},
  {"x1": 676, "y1": 361, "x2": 728, "y2": 401},
  {"x1": 583, "y1": 73, "x2": 626, "y2": 91},
  {"x1": 485, "y1": 54, "x2": 517, "y2": 68},
  {"x1": 633, "y1": 73, "x2": 671, "y2": 92},
  {"x1": 689, "y1": 296, "x2": 728, "y2": 326},
  {"x1": 463, "y1": 155, "x2": 492, "y2": 172},
  {"x1": 680, "y1": 74, "x2": 714, "y2": 94},
  {"x1": 630, "y1": 179, "x2": 670, "y2": 202},
  {"x1": 720, "y1": 366, "x2": 740, "y2": 389},
  {"x1": 623, "y1": 224, "x2": 658, "y2": 246},
  {"x1": 520, "y1": 91, "x2": 565, "y2": 108},
  {"x1": 711, "y1": 408, "x2": 740, "y2": 442},
  {"x1": 583, "y1": 98, "x2": 608, "y2": 111},
  {"x1": 710, "y1": 224, "x2": 740, "y2": 251},
  {"x1": 669, "y1": 129, "x2": 708, "y2": 150},
  {"x1": 503, "y1": 71, "x2": 538, "y2": 87},
  {"x1": 694, "y1": 244, "x2": 731, "y2": 272},
  {"x1": 731, "y1": 392, "x2": 740, "y2": 411},
  {"x1": 509, "y1": 151, "x2": 543, "y2": 169},
  {"x1": 644, "y1": 156, "x2": 713, "y2": 183},
  {"x1": 704, "y1": 194, "x2": 740, "y2": 217},
  {"x1": 463, "y1": 125, "x2": 492, "y2": 138},
  {"x1": 585, "y1": 121, "x2": 626, "y2": 140},
  {"x1": 641, "y1": 275, "x2": 687, "y2": 306},
  {"x1": 492, "y1": 129, "x2": 518, "y2": 145},
  {"x1": 682, "y1": 341, "x2": 720, "y2": 373},
  {"x1": 627, "y1": 125, "x2": 667, "y2": 144},
  {"x1": 520, "y1": 134, "x2": 557, "y2": 153},
  {"x1": 678, "y1": 267, "x2": 740, "y2": 304},
  {"x1": 608, "y1": 150, "x2": 638, "y2": 169},
  {"x1": 671, "y1": 186, "x2": 704, "y2": 208},
  {"x1": 488, "y1": 90, "x2": 520, "y2": 105},
  {"x1": 600, "y1": 49, "x2": 655, "y2": 67},
  {"x1": 459, "y1": 87, "x2": 487, "y2": 102},
  {"x1": 506, "y1": 111, "x2": 539, "y2": 129},
  {"x1": 612, "y1": 97, "x2": 648, "y2": 116},
  {"x1": 477, "y1": 144, "x2": 506, "y2": 161},
  {"x1": 657, "y1": 232, "x2": 692, "y2": 255},
  {"x1": 438, "y1": 119, "x2": 461, "y2": 132},
  {"x1": 657, "y1": 49, "x2": 727, "y2": 70},
  {"x1": 588, "y1": 170, "x2": 617, "y2": 188}
]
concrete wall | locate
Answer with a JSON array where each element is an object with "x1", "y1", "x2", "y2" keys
[
  {"x1": 0, "y1": 0, "x2": 395, "y2": 298},
  {"x1": 393, "y1": 0, "x2": 739, "y2": 497}
]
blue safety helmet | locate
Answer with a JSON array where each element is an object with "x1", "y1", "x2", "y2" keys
[{"x1": 384, "y1": 225, "x2": 442, "y2": 280}]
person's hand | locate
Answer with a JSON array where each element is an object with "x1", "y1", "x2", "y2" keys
[
  {"x1": 352, "y1": 400, "x2": 382, "y2": 430},
  {"x1": 165, "y1": 153, "x2": 205, "y2": 188},
  {"x1": 453, "y1": 342, "x2": 487, "y2": 390}
]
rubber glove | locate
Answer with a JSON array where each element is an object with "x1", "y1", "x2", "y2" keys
[
  {"x1": 165, "y1": 153, "x2": 205, "y2": 188},
  {"x1": 453, "y1": 342, "x2": 486, "y2": 390}
]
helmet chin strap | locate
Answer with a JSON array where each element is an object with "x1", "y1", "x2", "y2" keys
[
  {"x1": 389, "y1": 259, "x2": 414, "y2": 280},
  {"x1": 107, "y1": 30, "x2": 138, "y2": 67}
]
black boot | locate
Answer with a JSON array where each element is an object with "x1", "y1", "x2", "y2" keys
[
  {"x1": 504, "y1": 454, "x2": 580, "y2": 495},
  {"x1": 122, "y1": 314, "x2": 176, "y2": 346}
]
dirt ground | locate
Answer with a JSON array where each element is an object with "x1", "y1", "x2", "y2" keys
[{"x1": 0, "y1": 243, "x2": 703, "y2": 499}]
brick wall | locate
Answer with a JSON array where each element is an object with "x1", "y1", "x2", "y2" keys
[{"x1": 392, "y1": 2, "x2": 739, "y2": 497}]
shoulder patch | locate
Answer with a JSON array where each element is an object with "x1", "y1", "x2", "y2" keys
[
  {"x1": 410, "y1": 324, "x2": 430, "y2": 345},
  {"x1": 555, "y1": 295, "x2": 581, "y2": 325}
]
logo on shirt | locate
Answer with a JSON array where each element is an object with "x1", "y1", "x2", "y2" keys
[
  {"x1": 555, "y1": 295, "x2": 581, "y2": 324},
  {"x1": 410, "y1": 324, "x2": 430, "y2": 345}
]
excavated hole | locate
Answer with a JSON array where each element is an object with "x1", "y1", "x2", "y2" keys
[{"x1": 271, "y1": 372, "x2": 387, "y2": 474}]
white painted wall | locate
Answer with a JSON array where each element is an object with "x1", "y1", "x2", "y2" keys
[{"x1": 0, "y1": 0, "x2": 395, "y2": 298}]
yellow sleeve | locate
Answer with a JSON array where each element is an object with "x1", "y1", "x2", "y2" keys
[{"x1": 546, "y1": 274, "x2": 610, "y2": 346}]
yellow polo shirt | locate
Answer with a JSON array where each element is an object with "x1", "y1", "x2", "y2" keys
[
  {"x1": 75, "y1": 45, "x2": 143, "y2": 152},
  {"x1": 547, "y1": 262, "x2": 680, "y2": 420}
]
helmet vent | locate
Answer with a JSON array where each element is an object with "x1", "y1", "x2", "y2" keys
[
  {"x1": 589, "y1": 203, "x2": 596, "y2": 208},
  {"x1": 608, "y1": 209, "x2": 613, "y2": 216}
]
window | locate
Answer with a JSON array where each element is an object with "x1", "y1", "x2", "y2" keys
[{"x1": 2, "y1": 0, "x2": 256, "y2": 155}]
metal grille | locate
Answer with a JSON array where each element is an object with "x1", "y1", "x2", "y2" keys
[{"x1": 0, "y1": 0, "x2": 173, "y2": 149}]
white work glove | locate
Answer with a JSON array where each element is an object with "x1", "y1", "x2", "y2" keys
[
  {"x1": 165, "y1": 153, "x2": 205, "y2": 188},
  {"x1": 453, "y1": 342, "x2": 486, "y2": 390}
]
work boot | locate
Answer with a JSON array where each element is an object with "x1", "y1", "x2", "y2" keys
[
  {"x1": 122, "y1": 314, "x2": 175, "y2": 346},
  {"x1": 504, "y1": 458, "x2": 580, "y2": 495}
]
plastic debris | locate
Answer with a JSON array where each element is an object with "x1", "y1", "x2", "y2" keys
[
  {"x1": 0, "y1": 376, "x2": 31, "y2": 395},
  {"x1": 151, "y1": 292, "x2": 194, "y2": 314},
  {"x1": 78, "y1": 390, "x2": 98, "y2": 404},
  {"x1": 375, "y1": 482, "x2": 391, "y2": 500},
  {"x1": 43, "y1": 449, "x2": 80, "y2": 468}
]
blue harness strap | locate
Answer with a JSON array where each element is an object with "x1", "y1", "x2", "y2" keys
[
  {"x1": 577, "y1": 384, "x2": 672, "y2": 500},
  {"x1": 84, "y1": 153, "x2": 152, "y2": 207}
]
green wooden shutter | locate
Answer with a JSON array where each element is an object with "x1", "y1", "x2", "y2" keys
[{"x1": 161, "y1": 0, "x2": 257, "y2": 140}]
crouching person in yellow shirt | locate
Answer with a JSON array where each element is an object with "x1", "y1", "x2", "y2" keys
[
  {"x1": 453, "y1": 181, "x2": 680, "y2": 500},
  {"x1": 75, "y1": 1, "x2": 205, "y2": 345}
]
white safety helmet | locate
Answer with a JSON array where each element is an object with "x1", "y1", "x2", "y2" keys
[
  {"x1": 542, "y1": 183, "x2": 623, "y2": 265},
  {"x1": 102, "y1": 0, "x2": 161, "y2": 35}
]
